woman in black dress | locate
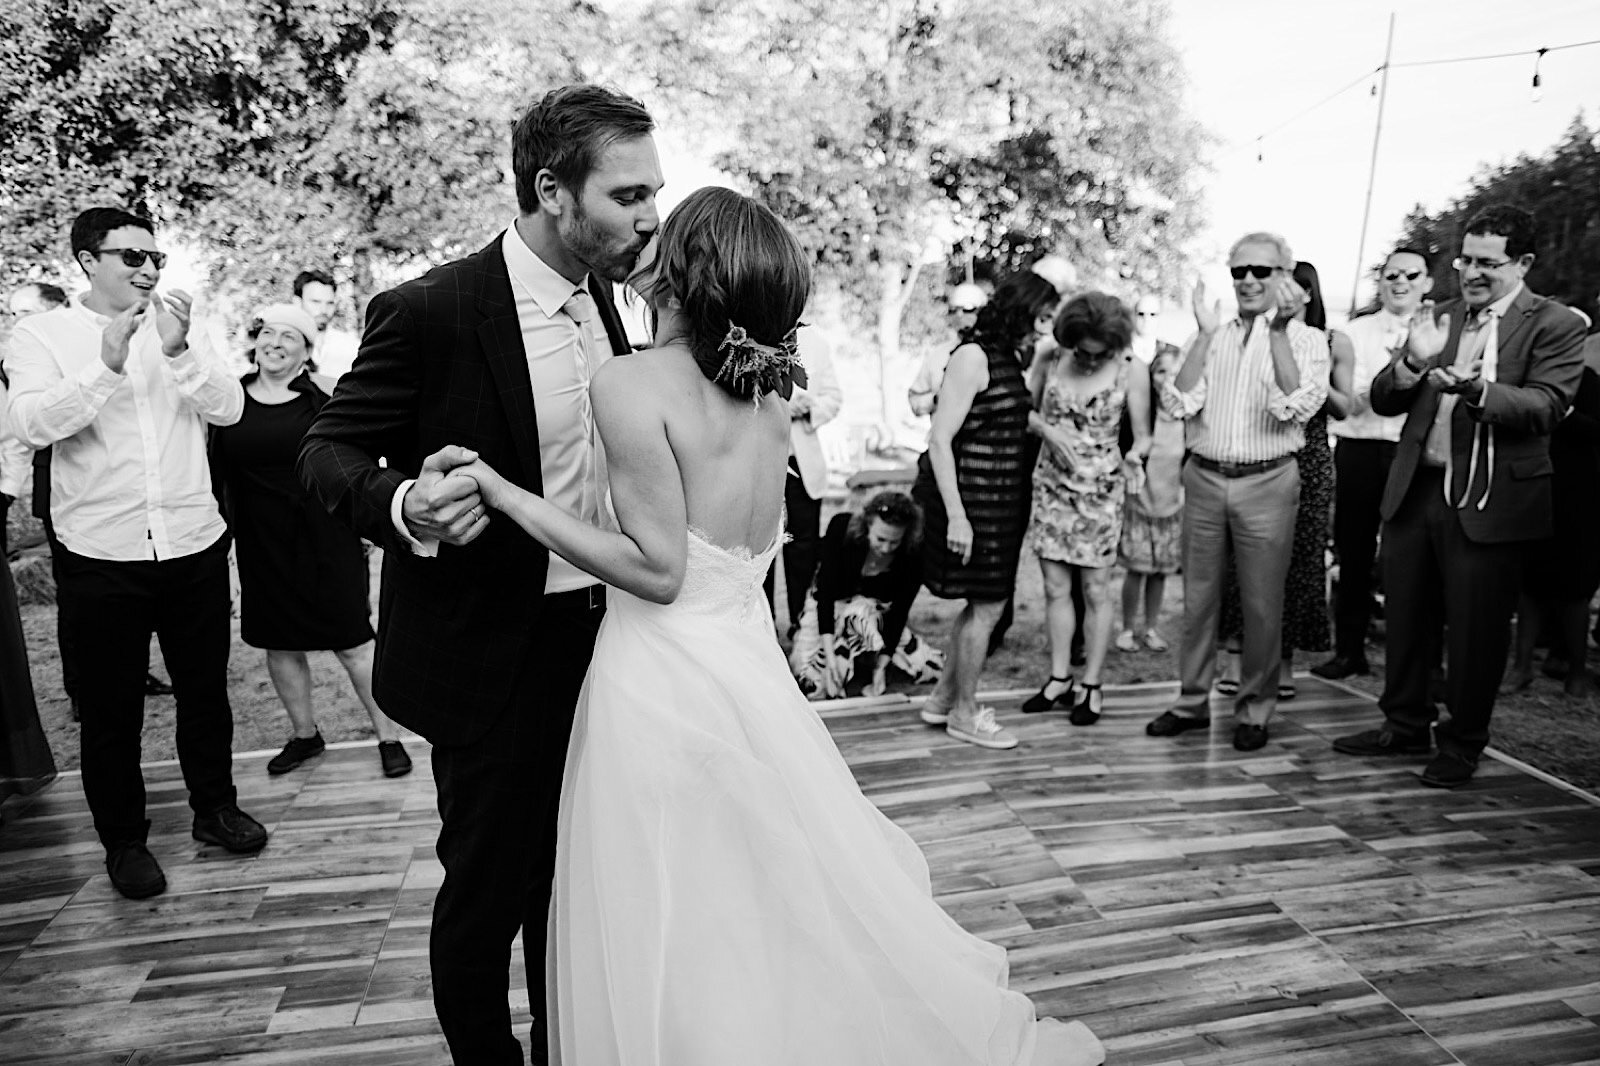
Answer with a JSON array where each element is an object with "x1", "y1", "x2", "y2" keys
[
  {"x1": 211, "y1": 305, "x2": 410, "y2": 778},
  {"x1": 913, "y1": 272, "x2": 1059, "y2": 749}
]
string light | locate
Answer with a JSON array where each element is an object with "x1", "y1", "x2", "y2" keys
[{"x1": 1230, "y1": 36, "x2": 1600, "y2": 155}]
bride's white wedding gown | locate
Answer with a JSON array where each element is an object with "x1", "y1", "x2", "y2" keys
[{"x1": 548, "y1": 527, "x2": 1105, "y2": 1065}]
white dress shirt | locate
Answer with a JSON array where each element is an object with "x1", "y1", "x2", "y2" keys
[
  {"x1": 788, "y1": 327, "x2": 842, "y2": 501},
  {"x1": 1161, "y1": 312, "x2": 1329, "y2": 463},
  {"x1": 391, "y1": 223, "x2": 615, "y2": 593},
  {"x1": 1332, "y1": 309, "x2": 1408, "y2": 442},
  {"x1": 314, "y1": 327, "x2": 361, "y2": 379},
  {"x1": 5, "y1": 297, "x2": 243, "y2": 561},
  {"x1": 0, "y1": 380, "x2": 32, "y2": 501}
]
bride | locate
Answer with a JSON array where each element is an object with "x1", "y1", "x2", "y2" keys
[{"x1": 445, "y1": 186, "x2": 1105, "y2": 1066}]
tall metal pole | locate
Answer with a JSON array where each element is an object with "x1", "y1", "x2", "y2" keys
[{"x1": 1350, "y1": 13, "x2": 1397, "y2": 313}]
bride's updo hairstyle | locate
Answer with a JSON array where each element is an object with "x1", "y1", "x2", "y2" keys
[{"x1": 638, "y1": 186, "x2": 812, "y2": 402}]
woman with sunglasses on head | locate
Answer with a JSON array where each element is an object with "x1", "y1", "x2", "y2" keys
[
  {"x1": 209, "y1": 304, "x2": 412, "y2": 779},
  {"x1": 1021, "y1": 292, "x2": 1150, "y2": 724}
]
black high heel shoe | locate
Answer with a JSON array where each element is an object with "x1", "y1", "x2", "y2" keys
[
  {"x1": 1068, "y1": 682, "x2": 1103, "y2": 726},
  {"x1": 1022, "y1": 675, "x2": 1074, "y2": 713}
]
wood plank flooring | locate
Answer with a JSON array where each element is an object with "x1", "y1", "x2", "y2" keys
[{"x1": 1, "y1": 675, "x2": 1597, "y2": 1064}]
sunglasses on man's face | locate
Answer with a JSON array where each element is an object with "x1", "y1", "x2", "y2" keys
[
  {"x1": 96, "y1": 248, "x2": 167, "y2": 270},
  {"x1": 1229, "y1": 265, "x2": 1277, "y2": 281},
  {"x1": 948, "y1": 304, "x2": 982, "y2": 315},
  {"x1": 1383, "y1": 269, "x2": 1424, "y2": 283}
]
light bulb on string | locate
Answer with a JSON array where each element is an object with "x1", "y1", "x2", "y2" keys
[{"x1": 1531, "y1": 47, "x2": 1547, "y2": 103}]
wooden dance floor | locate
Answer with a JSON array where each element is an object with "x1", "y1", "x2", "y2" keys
[{"x1": 1, "y1": 675, "x2": 1598, "y2": 1064}]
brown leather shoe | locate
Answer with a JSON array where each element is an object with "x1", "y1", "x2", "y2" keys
[{"x1": 1145, "y1": 710, "x2": 1210, "y2": 737}]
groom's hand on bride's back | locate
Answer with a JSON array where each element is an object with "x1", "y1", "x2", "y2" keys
[{"x1": 403, "y1": 445, "x2": 490, "y2": 546}]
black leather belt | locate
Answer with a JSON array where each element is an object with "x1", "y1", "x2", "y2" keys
[
  {"x1": 1189, "y1": 454, "x2": 1295, "y2": 478},
  {"x1": 547, "y1": 583, "x2": 606, "y2": 612}
]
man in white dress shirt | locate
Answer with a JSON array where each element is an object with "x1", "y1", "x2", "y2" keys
[
  {"x1": 768, "y1": 327, "x2": 842, "y2": 635},
  {"x1": 7, "y1": 207, "x2": 268, "y2": 900},
  {"x1": 1143, "y1": 232, "x2": 1329, "y2": 752},
  {"x1": 1313, "y1": 247, "x2": 1430, "y2": 680}
]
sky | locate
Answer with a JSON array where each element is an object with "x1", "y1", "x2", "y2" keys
[{"x1": 1169, "y1": 0, "x2": 1600, "y2": 317}]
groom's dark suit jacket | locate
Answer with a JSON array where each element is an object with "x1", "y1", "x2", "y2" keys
[{"x1": 298, "y1": 234, "x2": 631, "y2": 745}]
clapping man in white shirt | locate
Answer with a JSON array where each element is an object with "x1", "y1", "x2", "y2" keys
[{"x1": 7, "y1": 208, "x2": 268, "y2": 900}]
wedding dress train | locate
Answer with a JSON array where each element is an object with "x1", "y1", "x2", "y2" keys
[{"x1": 549, "y1": 527, "x2": 1105, "y2": 1065}]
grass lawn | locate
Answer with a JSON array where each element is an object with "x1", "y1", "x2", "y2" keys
[{"x1": 14, "y1": 533, "x2": 1599, "y2": 798}]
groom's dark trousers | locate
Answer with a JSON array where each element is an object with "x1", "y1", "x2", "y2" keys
[{"x1": 298, "y1": 234, "x2": 633, "y2": 1065}]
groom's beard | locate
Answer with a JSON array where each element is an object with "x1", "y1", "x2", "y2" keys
[{"x1": 562, "y1": 201, "x2": 650, "y2": 284}]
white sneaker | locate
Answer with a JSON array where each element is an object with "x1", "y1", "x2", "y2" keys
[
  {"x1": 1113, "y1": 629, "x2": 1139, "y2": 652},
  {"x1": 946, "y1": 706, "x2": 1019, "y2": 750},
  {"x1": 1143, "y1": 629, "x2": 1169, "y2": 652},
  {"x1": 919, "y1": 704, "x2": 950, "y2": 725}
]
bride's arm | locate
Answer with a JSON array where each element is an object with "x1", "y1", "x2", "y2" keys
[{"x1": 453, "y1": 360, "x2": 689, "y2": 603}]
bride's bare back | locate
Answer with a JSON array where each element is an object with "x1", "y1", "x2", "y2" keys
[{"x1": 593, "y1": 341, "x2": 791, "y2": 563}]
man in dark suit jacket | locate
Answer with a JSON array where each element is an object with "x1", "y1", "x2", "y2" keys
[
  {"x1": 298, "y1": 85, "x2": 663, "y2": 1065},
  {"x1": 1332, "y1": 205, "x2": 1584, "y2": 788}
]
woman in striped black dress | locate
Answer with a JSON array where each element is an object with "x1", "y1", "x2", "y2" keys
[{"x1": 913, "y1": 272, "x2": 1061, "y2": 750}]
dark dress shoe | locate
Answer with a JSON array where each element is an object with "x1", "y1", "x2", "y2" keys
[
  {"x1": 1232, "y1": 723, "x2": 1269, "y2": 751},
  {"x1": 378, "y1": 740, "x2": 413, "y2": 778},
  {"x1": 107, "y1": 842, "x2": 167, "y2": 899},
  {"x1": 1332, "y1": 726, "x2": 1431, "y2": 757},
  {"x1": 144, "y1": 672, "x2": 175, "y2": 696},
  {"x1": 1145, "y1": 710, "x2": 1210, "y2": 737},
  {"x1": 1311, "y1": 655, "x2": 1369, "y2": 680},
  {"x1": 1419, "y1": 751, "x2": 1477, "y2": 788},
  {"x1": 268, "y1": 732, "x2": 325, "y2": 775},
  {"x1": 193, "y1": 805, "x2": 268, "y2": 853}
]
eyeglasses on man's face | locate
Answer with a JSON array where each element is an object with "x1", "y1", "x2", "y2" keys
[
  {"x1": 1382, "y1": 269, "x2": 1424, "y2": 282},
  {"x1": 1452, "y1": 256, "x2": 1513, "y2": 273},
  {"x1": 1229, "y1": 265, "x2": 1280, "y2": 281},
  {"x1": 96, "y1": 248, "x2": 167, "y2": 270}
]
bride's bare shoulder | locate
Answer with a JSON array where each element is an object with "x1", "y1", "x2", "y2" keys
[{"x1": 592, "y1": 346, "x2": 695, "y2": 405}]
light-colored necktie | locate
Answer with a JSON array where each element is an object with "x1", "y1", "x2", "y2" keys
[
  {"x1": 1439, "y1": 307, "x2": 1500, "y2": 509},
  {"x1": 561, "y1": 288, "x2": 599, "y2": 519}
]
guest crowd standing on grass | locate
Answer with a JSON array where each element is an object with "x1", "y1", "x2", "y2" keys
[
  {"x1": 5, "y1": 207, "x2": 268, "y2": 900},
  {"x1": 209, "y1": 303, "x2": 412, "y2": 779}
]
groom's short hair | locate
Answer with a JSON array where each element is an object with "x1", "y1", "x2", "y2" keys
[{"x1": 514, "y1": 85, "x2": 654, "y2": 214}]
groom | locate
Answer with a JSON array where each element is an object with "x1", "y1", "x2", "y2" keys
[{"x1": 299, "y1": 85, "x2": 663, "y2": 1064}]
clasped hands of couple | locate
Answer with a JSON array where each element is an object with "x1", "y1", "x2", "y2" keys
[{"x1": 400, "y1": 444, "x2": 511, "y2": 547}]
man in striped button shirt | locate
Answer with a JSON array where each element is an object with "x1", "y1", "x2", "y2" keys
[{"x1": 1144, "y1": 232, "x2": 1329, "y2": 752}]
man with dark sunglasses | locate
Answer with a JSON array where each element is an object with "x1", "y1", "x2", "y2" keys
[
  {"x1": 1332, "y1": 205, "x2": 1584, "y2": 788},
  {"x1": 1314, "y1": 247, "x2": 1433, "y2": 681},
  {"x1": 7, "y1": 206, "x2": 268, "y2": 899},
  {"x1": 1144, "y1": 231, "x2": 1328, "y2": 753}
]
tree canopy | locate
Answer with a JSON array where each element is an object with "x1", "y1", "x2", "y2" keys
[{"x1": 1396, "y1": 114, "x2": 1600, "y2": 321}]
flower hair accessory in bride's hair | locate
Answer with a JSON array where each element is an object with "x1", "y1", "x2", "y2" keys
[{"x1": 713, "y1": 322, "x2": 809, "y2": 402}]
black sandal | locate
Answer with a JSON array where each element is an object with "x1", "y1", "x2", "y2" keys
[
  {"x1": 1022, "y1": 675, "x2": 1074, "y2": 713},
  {"x1": 1069, "y1": 682, "x2": 1103, "y2": 726}
]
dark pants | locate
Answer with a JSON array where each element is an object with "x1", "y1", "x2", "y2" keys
[
  {"x1": 56, "y1": 535, "x2": 237, "y2": 847},
  {"x1": 766, "y1": 461, "x2": 821, "y2": 627},
  {"x1": 1332, "y1": 438, "x2": 1395, "y2": 658},
  {"x1": 1379, "y1": 467, "x2": 1523, "y2": 758},
  {"x1": 429, "y1": 586, "x2": 605, "y2": 1066},
  {"x1": 44, "y1": 523, "x2": 82, "y2": 700}
]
